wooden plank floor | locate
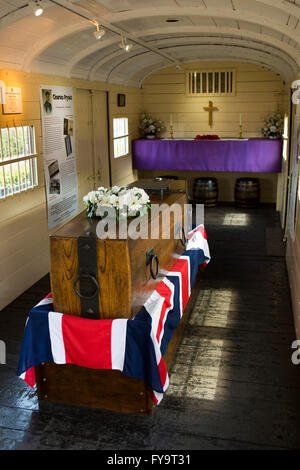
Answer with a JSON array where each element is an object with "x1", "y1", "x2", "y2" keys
[{"x1": 1, "y1": 203, "x2": 300, "y2": 450}]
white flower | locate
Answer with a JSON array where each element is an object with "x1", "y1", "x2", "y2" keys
[
  {"x1": 129, "y1": 199, "x2": 142, "y2": 209},
  {"x1": 126, "y1": 192, "x2": 138, "y2": 206},
  {"x1": 128, "y1": 198, "x2": 143, "y2": 216},
  {"x1": 111, "y1": 185, "x2": 121, "y2": 194},
  {"x1": 129, "y1": 187, "x2": 150, "y2": 204},
  {"x1": 99, "y1": 194, "x2": 112, "y2": 206},
  {"x1": 85, "y1": 190, "x2": 99, "y2": 204},
  {"x1": 136, "y1": 189, "x2": 150, "y2": 204},
  {"x1": 109, "y1": 194, "x2": 120, "y2": 206},
  {"x1": 117, "y1": 193, "x2": 128, "y2": 208},
  {"x1": 83, "y1": 185, "x2": 150, "y2": 218},
  {"x1": 139, "y1": 112, "x2": 164, "y2": 136},
  {"x1": 97, "y1": 186, "x2": 107, "y2": 193}
]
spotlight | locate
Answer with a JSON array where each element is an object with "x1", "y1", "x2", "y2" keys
[
  {"x1": 93, "y1": 23, "x2": 106, "y2": 40},
  {"x1": 33, "y1": 1, "x2": 43, "y2": 16},
  {"x1": 119, "y1": 37, "x2": 133, "y2": 52},
  {"x1": 124, "y1": 43, "x2": 133, "y2": 52}
]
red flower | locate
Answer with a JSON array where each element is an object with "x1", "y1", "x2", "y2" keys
[{"x1": 194, "y1": 134, "x2": 220, "y2": 140}]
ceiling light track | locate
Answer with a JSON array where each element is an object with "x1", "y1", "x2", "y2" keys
[{"x1": 48, "y1": 0, "x2": 182, "y2": 69}]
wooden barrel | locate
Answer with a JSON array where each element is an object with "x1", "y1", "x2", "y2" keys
[
  {"x1": 235, "y1": 178, "x2": 260, "y2": 208},
  {"x1": 193, "y1": 177, "x2": 218, "y2": 207}
]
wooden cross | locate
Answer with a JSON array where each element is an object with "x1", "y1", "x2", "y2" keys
[{"x1": 204, "y1": 100, "x2": 218, "y2": 127}]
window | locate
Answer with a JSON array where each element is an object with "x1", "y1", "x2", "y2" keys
[
  {"x1": 0, "y1": 125, "x2": 38, "y2": 199},
  {"x1": 186, "y1": 69, "x2": 236, "y2": 96},
  {"x1": 113, "y1": 118, "x2": 129, "y2": 158},
  {"x1": 282, "y1": 114, "x2": 289, "y2": 161}
]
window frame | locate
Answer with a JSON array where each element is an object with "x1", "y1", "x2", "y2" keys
[
  {"x1": 112, "y1": 117, "x2": 129, "y2": 159},
  {"x1": 0, "y1": 124, "x2": 38, "y2": 199}
]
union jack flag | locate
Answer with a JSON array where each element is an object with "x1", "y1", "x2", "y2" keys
[{"x1": 17, "y1": 225, "x2": 210, "y2": 405}]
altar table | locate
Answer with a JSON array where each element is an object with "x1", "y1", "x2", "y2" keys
[{"x1": 132, "y1": 138, "x2": 282, "y2": 173}]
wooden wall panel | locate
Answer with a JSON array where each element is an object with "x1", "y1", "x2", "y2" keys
[
  {"x1": 0, "y1": 204, "x2": 49, "y2": 308},
  {"x1": 139, "y1": 60, "x2": 287, "y2": 209},
  {"x1": 141, "y1": 61, "x2": 287, "y2": 140}
]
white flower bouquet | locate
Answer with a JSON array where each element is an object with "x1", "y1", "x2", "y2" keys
[
  {"x1": 139, "y1": 113, "x2": 164, "y2": 137},
  {"x1": 83, "y1": 185, "x2": 151, "y2": 219},
  {"x1": 261, "y1": 112, "x2": 284, "y2": 139}
]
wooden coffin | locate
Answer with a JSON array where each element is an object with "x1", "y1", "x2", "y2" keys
[
  {"x1": 36, "y1": 180, "x2": 199, "y2": 415},
  {"x1": 50, "y1": 185, "x2": 188, "y2": 319}
]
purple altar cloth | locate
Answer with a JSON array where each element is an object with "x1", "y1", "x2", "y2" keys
[{"x1": 132, "y1": 138, "x2": 282, "y2": 173}]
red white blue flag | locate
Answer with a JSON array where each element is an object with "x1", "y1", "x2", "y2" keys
[{"x1": 17, "y1": 225, "x2": 210, "y2": 405}]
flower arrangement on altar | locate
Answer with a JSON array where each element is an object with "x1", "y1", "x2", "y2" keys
[
  {"x1": 194, "y1": 134, "x2": 220, "y2": 140},
  {"x1": 83, "y1": 185, "x2": 151, "y2": 219},
  {"x1": 139, "y1": 112, "x2": 164, "y2": 138},
  {"x1": 261, "y1": 112, "x2": 284, "y2": 139}
]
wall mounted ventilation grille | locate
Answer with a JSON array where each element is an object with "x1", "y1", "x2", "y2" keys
[{"x1": 186, "y1": 69, "x2": 236, "y2": 96}]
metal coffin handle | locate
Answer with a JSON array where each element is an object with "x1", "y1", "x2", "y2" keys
[
  {"x1": 73, "y1": 273, "x2": 100, "y2": 300},
  {"x1": 146, "y1": 248, "x2": 160, "y2": 279}
]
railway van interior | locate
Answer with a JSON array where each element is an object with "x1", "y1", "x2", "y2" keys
[{"x1": 1, "y1": 0, "x2": 300, "y2": 451}]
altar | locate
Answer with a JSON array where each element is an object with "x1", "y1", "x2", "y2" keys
[
  {"x1": 132, "y1": 138, "x2": 282, "y2": 173},
  {"x1": 132, "y1": 138, "x2": 283, "y2": 203}
]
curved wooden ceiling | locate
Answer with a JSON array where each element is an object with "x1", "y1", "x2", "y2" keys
[{"x1": 0, "y1": 0, "x2": 299, "y2": 86}]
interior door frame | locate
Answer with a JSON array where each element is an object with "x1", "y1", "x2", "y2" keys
[
  {"x1": 284, "y1": 96, "x2": 300, "y2": 241},
  {"x1": 283, "y1": 90, "x2": 295, "y2": 240},
  {"x1": 105, "y1": 90, "x2": 112, "y2": 187},
  {"x1": 89, "y1": 88, "x2": 111, "y2": 189}
]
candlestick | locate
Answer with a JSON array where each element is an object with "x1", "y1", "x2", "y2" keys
[
  {"x1": 239, "y1": 124, "x2": 243, "y2": 139},
  {"x1": 170, "y1": 124, "x2": 174, "y2": 139}
]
